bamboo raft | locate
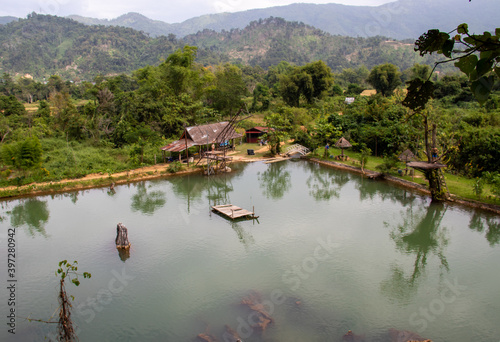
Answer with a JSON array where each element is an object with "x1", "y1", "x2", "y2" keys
[{"x1": 211, "y1": 204, "x2": 258, "y2": 220}]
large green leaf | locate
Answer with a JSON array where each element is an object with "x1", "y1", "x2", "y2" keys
[
  {"x1": 470, "y1": 76, "x2": 495, "y2": 105},
  {"x1": 475, "y1": 58, "x2": 494, "y2": 77},
  {"x1": 415, "y1": 30, "x2": 450, "y2": 56},
  {"x1": 441, "y1": 39, "x2": 455, "y2": 58},
  {"x1": 454, "y1": 55, "x2": 478, "y2": 76},
  {"x1": 457, "y1": 23, "x2": 468, "y2": 34},
  {"x1": 402, "y1": 79, "x2": 435, "y2": 111}
]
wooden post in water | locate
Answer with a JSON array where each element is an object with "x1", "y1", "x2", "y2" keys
[{"x1": 115, "y1": 223, "x2": 131, "y2": 249}]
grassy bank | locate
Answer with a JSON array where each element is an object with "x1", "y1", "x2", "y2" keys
[
  {"x1": 1, "y1": 140, "x2": 499, "y2": 211},
  {"x1": 311, "y1": 146, "x2": 499, "y2": 206}
]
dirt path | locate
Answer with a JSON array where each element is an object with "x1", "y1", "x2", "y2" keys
[{"x1": 0, "y1": 154, "x2": 276, "y2": 199}]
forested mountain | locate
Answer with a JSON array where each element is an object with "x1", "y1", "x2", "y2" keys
[
  {"x1": 0, "y1": 13, "x2": 188, "y2": 80},
  {"x1": 67, "y1": 12, "x2": 176, "y2": 38},
  {"x1": 183, "y1": 17, "x2": 447, "y2": 72},
  {"x1": 0, "y1": 16, "x2": 16, "y2": 25},
  {"x1": 64, "y1": 0, "x2": 499, "y2": 39},
  {"x1": 0, "y1": 14, "x2": 453, "y2": 81}
]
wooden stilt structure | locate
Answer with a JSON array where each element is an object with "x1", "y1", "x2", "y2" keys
[
  {"x1": 407, "y1": 161, "x2": 450, "y2": 200},
  {"x1": 203, "y1": 151, "x2": 233, "y2": 175}
]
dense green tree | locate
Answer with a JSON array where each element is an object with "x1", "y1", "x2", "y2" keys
[
  {"x1": 335, "y1": 67, "x2": 370, "y2": 88},
  {"x1": 301, "y1": 60, "x2": 334, "y2": 100},
  {"x1": 161, "y1": 46, "x2": 199, "y2": 96},
  {"x1": 1, "y1": 136, "x2": 42, "y2": 169},
  {"x1": 0, "y1": 73, "x2": 20, "y2": 96},
  {"x1": 0, "y1": 95, "x2": 26, "y2": 116},
  {"x1": 313, "y1": 117, "x2": 341, "y2": 151},
  {"x1": 278, "y1": 61, "x2": 333, "y2": 107},
  {"x1": 207, "y1": 63, "x2": 247, "y2": 115},
  {"x1": 346, "y1": 83, "x2": 364, "y2": 96},
  {"x1": 410, "y1": 63, "x2": 432, "y2": 82},
  {"x1": 433, "y1": 74, "x2": 465, "y2": 99},
  {"x1": 251, "y1": 83, "x2": 271, "y2": 111},
  {"x1": 263, "y1": 111, "x2": 293, "y2": 155},
  {"x1": 49, "y1": 91, "x2": 78, "y2": 134},
  {"x1": 278, "y1": 72, "x2": 302, "y2": 107},
  {"x1": 47, "y1": 75, "x2": 66, "y2": 94},
  {"x1": 367, "y1": 63, "x2": 402, "y2": 96}
]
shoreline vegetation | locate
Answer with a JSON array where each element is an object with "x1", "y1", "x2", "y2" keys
[{"x1": 1, "y1": 148, "x2": 499, "y2": 215}]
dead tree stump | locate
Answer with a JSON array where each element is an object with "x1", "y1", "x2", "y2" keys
[{"x1": 115, "y1": 223, "x2": 131, "y2": 249}]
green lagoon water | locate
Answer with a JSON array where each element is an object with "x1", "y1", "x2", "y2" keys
[{"x1": 1, "y1": 160, "x2": 499, "y2": 342}]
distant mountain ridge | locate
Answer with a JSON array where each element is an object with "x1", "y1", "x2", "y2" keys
[
  {"x1": 0, "y1": 16, "x2": 17, "y2": 25},
  {"x1": 64, "y1": 0, "x2": 499, "y2": 39},
  {"x1": 67, "y1": 12, "x2": 175, "y2": 38},
  {"x1": 0, "y1": 14, "x2": 451, "y2": 81}
]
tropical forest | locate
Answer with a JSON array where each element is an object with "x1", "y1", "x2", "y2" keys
[
  {"x1": 0, "y1": 13, "x2": 499, "y2": 207},
  {"x1": 1, "y1": 3, "x2": 500, "y2": 342}
]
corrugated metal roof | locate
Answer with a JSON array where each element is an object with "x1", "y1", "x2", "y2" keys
[
  {"x1": 246, "y1": 126, "x2": 273, "y2": 133},
  {"x1": 161, "y1": 139, "x2": 195, "y2": 152},
  {"x1": 186, "y1": 122, "x2": 242, "y2": 144},
  {"x1": 161, "y1": 122, "x2": 242, "y2": 152}
]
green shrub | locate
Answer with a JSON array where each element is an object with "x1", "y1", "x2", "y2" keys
[
  {"x1": 167, "y1": 161, "x2": 183, "y2": 173},
  {"x1": 376, "y1": 154, "x2": 400, "y2": 174},
  {"x1": 1, "y1": 136, "x2": 42, "y2": 169}
]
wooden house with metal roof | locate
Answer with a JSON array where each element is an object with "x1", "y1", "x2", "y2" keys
[
  {"x1": 160, "y1": 122, "x2": 242, "y2": 160},
  {"x1": 245, "y1": 126, "x2": 274, "y2": 144}
]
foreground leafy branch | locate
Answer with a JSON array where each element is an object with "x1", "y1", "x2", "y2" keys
[
  {"x1": 404, "y1": 23, "x2": 499, "y2": 109},
  {"x1": 55, "y1": 260, "x2": 91, "y2": 341}
]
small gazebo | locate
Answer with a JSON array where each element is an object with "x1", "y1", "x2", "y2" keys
[
  {"x1": 335, "y1": 137, "x2": 352, "y2": 160},
  {"x1": 398, "y1": 149, "x2": 416, "y2": 175}
]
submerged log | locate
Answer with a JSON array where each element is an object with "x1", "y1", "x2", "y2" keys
[
  {"x1": 115, "y1": 223, "x2": 131, "y2": 249},
  {"x1": 196, "y1": 324, "x2": 218, "y2": 342},
  {"x1": 196, "y1": 332, "x2": 217, "y2": 342},
  {"x1": 240, "y1": 291, "x2": 274, "y2": 331},
  {"x1": 388, "y1": 328, "x2": 432, "y2": 342},
  {"x1": 222, "y1": 325, "x2": 242, "y2": 342},
  {"x1": 342, "y1": 330, "x2": 365, "y2": 342}
]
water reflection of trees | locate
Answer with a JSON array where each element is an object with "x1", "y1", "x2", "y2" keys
[
  {"x1": 50, "y1": 191, "x2": 80, "y2": 204},
  {"x1": 356, "y1": 177, "x2": 419, "y2": 208},
  {"x1": 7, "y1": 199, "x2": 50, "y2": 237},
  {"x1": 468, "y1": 211, "x2": 500, "y2": 246},
  {"x1": 168, "y1": 173, "x2": 235, "y2": 216},
  {"x1": 229, "y1": 220, "x2": 255, "y2": 248},
  {"x1": 381, "y1": 202, "x2": 449, "y2": 302},
  {"x1": 304, "y1": 162, "x2": 350, "y2": 201},
  {"x1": 206, "y1": 176, "x2": 234, "y2": 206},
  {"x1": 130, "y1": 182, "x2": 167, "y2": 215},
  {"x1": 258, "y1": 162, "x2": 291, "y2": 200}
]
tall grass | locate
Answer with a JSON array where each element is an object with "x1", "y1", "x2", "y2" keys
[{"x1": 0, "y1": 138, "x2": 132, "y2": 186}]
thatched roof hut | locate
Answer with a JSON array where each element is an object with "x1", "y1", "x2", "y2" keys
[
  {"x1": 335, "y1": 137, "x2": 352, "y2": 149},
  {"x1": 335, "y1": 137, "x2": 352, "y2": 157},
  {"x1": 398, "y1": 149, "x2": 416, "y2": 162}
]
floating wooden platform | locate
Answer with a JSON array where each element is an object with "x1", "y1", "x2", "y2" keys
[{"x1": 212, "y1": 204, "x2": 257, "y2": 220}]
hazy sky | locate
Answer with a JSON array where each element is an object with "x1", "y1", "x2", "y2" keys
[{"x1": 0, "y1": 0, "x2": 395, "y2": 23}]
